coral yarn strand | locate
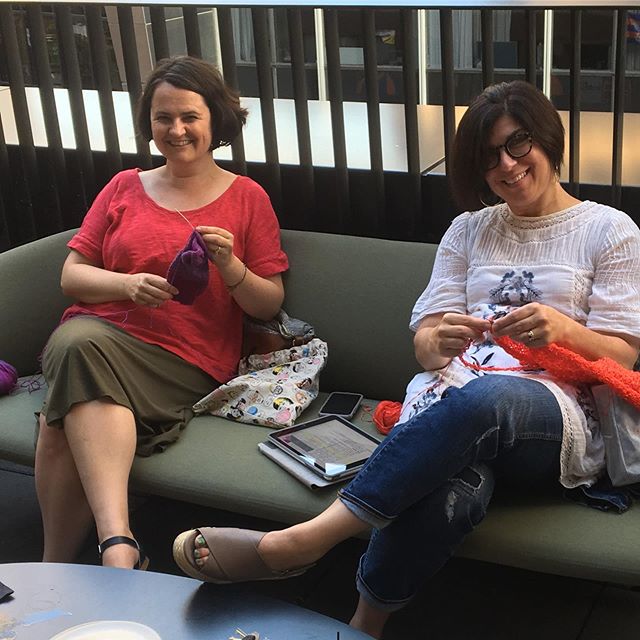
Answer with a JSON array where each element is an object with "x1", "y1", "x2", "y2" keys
[
  {"x1": 457, "y1": 352, "x2": 524, "y2": 372},
  {"x1": 373, "y1": 333, "x2": 640, "y2": 436}
]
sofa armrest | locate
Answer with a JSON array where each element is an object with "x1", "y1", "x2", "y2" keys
[{"x1": 0, "y1": 230, "x2": 75, "y2": 375}]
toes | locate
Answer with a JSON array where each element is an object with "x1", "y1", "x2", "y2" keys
[{"x1": 193, "y1": 532, "x2": 210, "y2": 566}]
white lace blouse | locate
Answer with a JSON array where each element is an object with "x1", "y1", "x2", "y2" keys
[{"x1": 405, "y1": 200, "x2": 640, "y2": 488}]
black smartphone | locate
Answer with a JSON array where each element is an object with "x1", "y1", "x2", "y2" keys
[{"x1": 318, "y1": 392, "x2": 363, "y2": 419}]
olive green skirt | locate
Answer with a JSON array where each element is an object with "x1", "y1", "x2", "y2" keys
[{"x1": 40, "y1": 316, "x2": 219, "y2": 457}]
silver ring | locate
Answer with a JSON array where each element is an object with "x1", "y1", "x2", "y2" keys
[
  {"x1": 213, "y1": 245, "x2": 221, "y2": 255},
  {"x1": 527, "y1": 330, "x2": 535, "y2": 342}
]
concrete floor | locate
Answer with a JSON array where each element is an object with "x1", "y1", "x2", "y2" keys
[{"x1": 2, "y1": 460, "x2": 640, "y2": 639}]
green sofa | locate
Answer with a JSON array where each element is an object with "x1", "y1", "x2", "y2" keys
[{"x1": 2, "y1": 229, "x2": 640, "y2": 587}]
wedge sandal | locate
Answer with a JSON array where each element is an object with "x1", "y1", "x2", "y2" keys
[{"x1": 172, "y1": 527, "x2": 313, "y2": 584}]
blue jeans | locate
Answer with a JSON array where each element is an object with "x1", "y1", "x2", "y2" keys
[{"x1": 338, "y1": 375, "x2": 563, "y2": 611}]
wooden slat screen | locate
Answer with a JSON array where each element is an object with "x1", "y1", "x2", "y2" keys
[{"x1": 0, "y1": 3, "x2": 638, "y2": 250}]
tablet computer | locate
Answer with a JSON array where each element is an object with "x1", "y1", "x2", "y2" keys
[{"x1": 268, "y1": 415, "x2": 381, "y2": 481}]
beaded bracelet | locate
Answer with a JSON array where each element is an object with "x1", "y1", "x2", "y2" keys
[{"x1": 226, "y1": 263, "x2": 248, "y2": 292}]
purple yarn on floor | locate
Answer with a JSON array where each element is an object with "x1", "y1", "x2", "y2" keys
[{"x1": 0, "y1": 360, "x2": 18, "y2": 395}]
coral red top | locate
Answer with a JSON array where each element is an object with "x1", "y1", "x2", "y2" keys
[{"x1": 62, "y1": 169, "x2": 289, "y2": 383}]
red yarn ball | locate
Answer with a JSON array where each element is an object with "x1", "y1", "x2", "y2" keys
[
  {"x1": 373, "y1": 400, "x2": 402, "y2": 435},
  {"x1": 0, "y1": 360, "x2": 18, "y2": 395}
]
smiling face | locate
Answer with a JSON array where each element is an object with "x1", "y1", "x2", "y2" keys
[
  {"x1": 483, "y1": 115, "x2": 561, "y2": 217},
  {"x1": 150, "y1": 82, "x2": 213, "y2": 166}
]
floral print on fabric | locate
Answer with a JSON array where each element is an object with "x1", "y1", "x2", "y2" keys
[
  {"x1": 489, "y1": 270, "x2": 542, "y2": 305},
  {"x1": 193, "y1": 339, "x2": 328, "y2": 427}
]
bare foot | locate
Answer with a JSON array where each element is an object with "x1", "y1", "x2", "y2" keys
[
  {"x1": 193, "y1": 501, "x2": 368, "y2": 571},
  {"x1": 193, "y1": 527, "x2": 323, "y2": 572}
]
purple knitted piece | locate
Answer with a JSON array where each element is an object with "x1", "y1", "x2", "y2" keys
[
  {"x1": 166, "y1": 230, "x2": 210, "y2": 305},
  {"x1": 0, "y1": 360, "x2": 18, "y2": 395}
]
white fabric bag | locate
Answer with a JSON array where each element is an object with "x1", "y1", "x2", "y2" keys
[
  {"x1": 193, "y1": 338, "x2": 328, "y2": 428},
  {"x1": 592, "y1": 384, "x2": 640, "y2": 486}
]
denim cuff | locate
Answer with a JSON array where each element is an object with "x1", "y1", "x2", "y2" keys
[
  {"x1": 338, "y1": 489, "x2": 392, "y2": 530},
  {"x1": 356, "y1": 565, "x2": 413, "y2": 613}
]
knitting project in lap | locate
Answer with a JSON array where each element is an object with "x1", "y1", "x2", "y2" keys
[
  {"x1": 166, "y1": 230, "x2": 210, "y2": 305},
  {"x1": 373, "y1": 337, "x2": 640, "y2": 435}
]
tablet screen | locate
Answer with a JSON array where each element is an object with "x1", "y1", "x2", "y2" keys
[{"x1": 269, "y1": 416, "x2": 380, "y2": 477}]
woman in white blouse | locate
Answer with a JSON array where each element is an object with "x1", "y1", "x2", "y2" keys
[{"x1": 172, "y1": 81, "x2": 640, "y2": 639}]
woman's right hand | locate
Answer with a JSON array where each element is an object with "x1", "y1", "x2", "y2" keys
[
  {"x1": 61, "y1": 250, "x2": 178, "y2": 306},
  {"x1": 415, "y1": 313, "x2": 490, "y2": 370},
  {"x1": 124, "y1": 273, "x2": 178, "y2": 307},
  {"x1": 429, "y1": 313, "x2": 491, "y2": 358}
]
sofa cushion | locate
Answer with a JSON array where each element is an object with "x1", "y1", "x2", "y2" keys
[
  {"x1": 0, "y1": 230, "x2": 75, "y2": 376},
  {"x1": 281, "y1": 230, "x2": 436, "y2": 401},
  {"x1": 0, "y1": 385, "x2": 44, "y2": 466},
  {"x1": 3, "y1": 229, "x2": 640, "y2": 589},
  {"x1": 6, "y1": 380, "x2": 640, "y2": 587}
]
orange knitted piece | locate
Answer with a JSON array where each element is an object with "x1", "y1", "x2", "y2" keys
[
  {"x1": 373, "y1": 338, "x2": 640, "y2": 436},
  {"x1": 494, "y1": 335, "x2": 640, "y2": 410},
  {"x1": 373, "y1": 400, "x2": 402, "y2": 435}
]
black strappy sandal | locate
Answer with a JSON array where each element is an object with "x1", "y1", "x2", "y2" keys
[{"x1": 98, "y1": 535, "x2": 150, "y2": 571}]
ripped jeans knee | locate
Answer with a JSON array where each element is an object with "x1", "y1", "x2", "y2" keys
[
  {"x1": 344, "y1": 376, "x2": 563, "y2": 610},
  {"x1": 445, "y1": 462, "x2": 494, "y2": 526},
  {"x1": 356, "y1": 463, "x2": 495, "y2": 611}
]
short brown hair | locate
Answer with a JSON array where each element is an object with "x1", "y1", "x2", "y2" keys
[
  {"x1": 451, "y1": 80, "x2": 565, "y2": 211},
  {"x1": 136, "y1": 56, "x2": 248, "y2": 151}
]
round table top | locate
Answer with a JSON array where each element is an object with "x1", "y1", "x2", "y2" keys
[{"x1": 0, "y1": 562, "x2": 371, "y2": 639}]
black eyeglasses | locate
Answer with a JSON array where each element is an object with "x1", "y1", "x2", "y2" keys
[{"x1": 482, "y1": 130, "x2": 533, "y2": 170}]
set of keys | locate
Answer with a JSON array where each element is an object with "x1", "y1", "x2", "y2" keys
[
  {"x1": 230, "y1": 627, "x2": 343, "y2": 639},
  {"x1": 229, "y1": 629, "x2": 261, "y2": 640}
]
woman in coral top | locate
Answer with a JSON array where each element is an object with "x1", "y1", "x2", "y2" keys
[
  {"x1": 173, "y1": 81, "x2": 640, "y2": 638},
  {"x1": 35, "y1": 56, "x2": 288, "y2": 570}
]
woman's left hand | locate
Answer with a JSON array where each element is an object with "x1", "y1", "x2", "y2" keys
[
  {"x1": 196, "y1": 225, "x2": 284, "y2": 320},
  {"x1": 491, "y1": 302, "x2": 572, "y2": 347},
  {"x1": 196, "y1": 226, "x2": 234, "y2": 266}
]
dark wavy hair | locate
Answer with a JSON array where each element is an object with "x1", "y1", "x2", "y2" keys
[
  {"x1": 451, "y1": 80, "x2": 565, "y2": 211},
  {"x1": 136, "y1": 56, "x2": 248, "y2": 151}
]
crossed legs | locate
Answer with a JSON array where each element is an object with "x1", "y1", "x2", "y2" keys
[
  {"x1": 36, "y1": 316, "x2": 217, "y2": 569},
  {"x1": 189, "y1": 500, "x2": 386, "y2": 636},
  {"x1": 260, "y1": 503, "x2": 391, "y2": 637},
  {"x1": 261, "y1": 503, "x2": 390, "y2": 638},
  {"x1": 179, "y1": 376, "x2": 563, "y2": 638},
  {"x1": 35, "y1": 399, "x2": 139, "y2": 568}
]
